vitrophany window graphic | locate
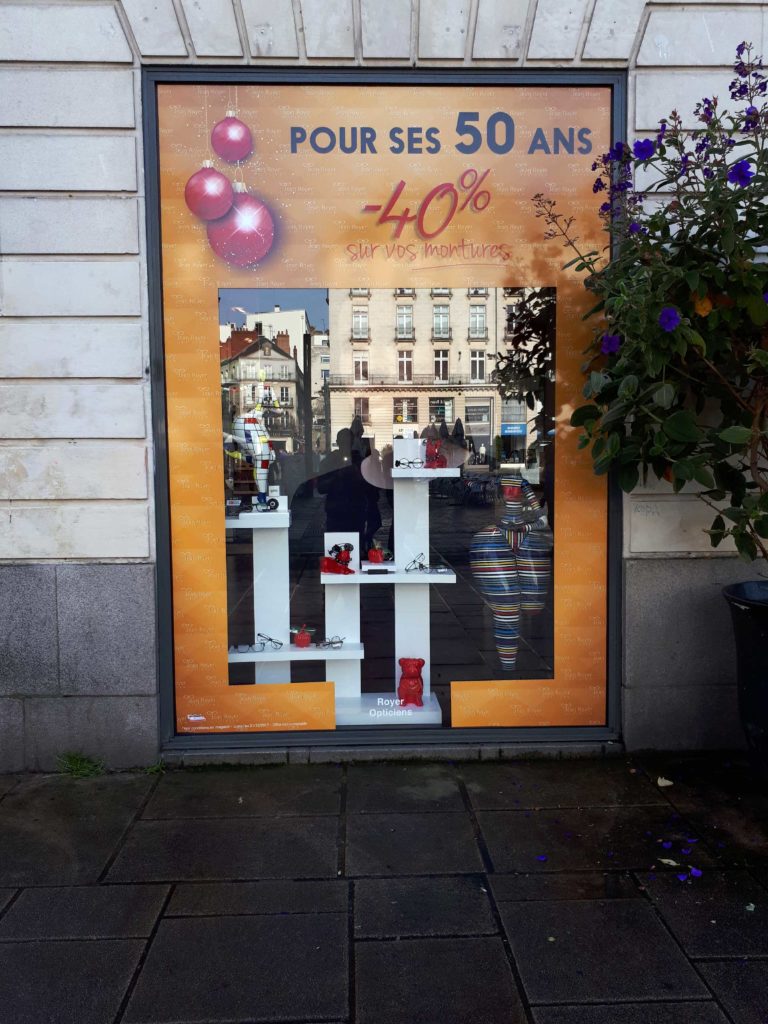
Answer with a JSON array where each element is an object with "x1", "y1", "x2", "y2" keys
[{"x1": 155, "y1": 81, "x2": 612, "y2": 734}]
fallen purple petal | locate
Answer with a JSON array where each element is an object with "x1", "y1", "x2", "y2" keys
[
  {"x1": 690, "y1": 867, "x2": 703, "y2": 878},
  {"x1": 536, "y1": 855, "x2": 548, "y2": 862},
  {"x1": 662, "y1": 841, "x2": 673, "y2": 849},
  {"x1": 677, "y1": 873, "x2": 690, "y2": 882}
]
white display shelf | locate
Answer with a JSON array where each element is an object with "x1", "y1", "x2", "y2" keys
[
  {"x1": 335, "y1": 692, "x2": 443, "y2": 726},
  {"x1": 225, "y1": 510, "x2": 291, "y2": 529},
  {"x1": 321, "y1": 570, "x2": 455, "y2": 585},
  {"x1": 391, "y1": 467, "x2": 460, "y2": 479},
  {"x1": 228, "y1": 643, "x2": 365, "y2": 663}
]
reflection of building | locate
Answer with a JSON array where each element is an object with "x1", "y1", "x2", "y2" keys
[
  {"x1": 327, "y1": 288, "x2": 529, "y2": 454},
  {"x1": 220, "y1": 331, "x2": 304, "y2": 452},
  {"x1": 310, "y1": 331, "x2": 331, "y2": 452},
  {"x1": 244, "y1": 304, "x2": 313, "y2": 372}
]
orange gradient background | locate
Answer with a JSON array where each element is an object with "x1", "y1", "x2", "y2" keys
[{"x1": 156, "y1": 83, "x2": 612, "y2": 733}]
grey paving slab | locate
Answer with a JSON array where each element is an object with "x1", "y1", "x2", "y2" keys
[
  {"x1": 346, "y1": 812, "x2": 484, "y2": 876},
  {"x1": 0, "y1": 890, "x2": 14, "y2": 914},
  {"x1": 643, "y1": 868, "x2": 768, "y2": 957},
  {"x1": 143, "y1": 765, "x2": 342, "y2": 818},
  {"x1": 346, "y1": 763, "x2": 464, "y2": 813},
  {"x1": 500, "y1": 899, "x2": 709, "y2": 1004},
  {"x1": 640, "y1": 754, "x2": 768, "y2": 865},
  {"x1": 356, "y1": 936, "x2": 526, "y2": 1024},
  {"x1": 354, "y1": 876, "x2": 496, "y2": 938},
  {"x1": 462, "y1": 760, "x2": 663, "y2": 809},
  {"x1": 0, "y1": 776, "x2": 19, "y2": 799},
  {"x1": 123, "y1": 915, "x2": 348, "y2": 1023},
  {"x1": 167, "y1": 879, "x2": 348, "y2": 916},
  {"x1": 0, "y1": 884, "x2": 168, "y2": 939},
  {"x1": 699, "y1": 961, "x2": 768, "y2": 1024},
  {"x1": 107, "y1": 817, "x2": 339, "y2": 881},
  {"x1": 490, "y1": 871, "x2": 639, "y2": 902},
  {"x1": 477, "y1": 806, "x2": 717, "y2": 874},
  {"x1": 0, "y1": 938, "x2": 143, "y2": 1024},
  {"x1": 0, "y1": 774, "x2": 153, "y2": 885},
  {"x1": 532, "y1": 1004, "x2": 729, "y2": 1023}
]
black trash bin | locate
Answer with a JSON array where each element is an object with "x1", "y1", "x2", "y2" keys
[{"x1": 723, "y1": 580, "x2": 768, "y2": 768}]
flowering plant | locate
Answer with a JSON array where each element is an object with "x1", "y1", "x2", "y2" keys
[{"x1": 534, "y1": 43, "x2": 768, "y2": 559}]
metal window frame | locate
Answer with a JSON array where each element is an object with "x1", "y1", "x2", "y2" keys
[{"x1": 143, "y1": 65, "x2": 626, "y2": 754}]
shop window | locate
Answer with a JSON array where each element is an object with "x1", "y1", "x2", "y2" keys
[
  {"x1": 393, "y1": 396, "x2": 418, "y2": 423},
  {"x1": 429, "y1": 396, "x2": 454, "y2": 422}
]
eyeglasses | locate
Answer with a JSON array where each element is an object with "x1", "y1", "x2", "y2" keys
[
  {"x1": 230, "y1": 635, "x2": 284, "y2": 653},
  {"x1": 405, "y1": 553, "x2": 428, "y2": 572},
  {"x1": 395, "y1": 458, "x2": 424, "y2": 468},
  {"x1": 257, "y1": 633, "x2": 283, "y2": 650},
  {"x1": 317, "y1": 636, "x2": 345, "y2": 649},
  {"x1": 404, "y1": 553, "x2": 452, "y2": 574}
]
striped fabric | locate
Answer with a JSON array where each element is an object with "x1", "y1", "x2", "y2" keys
[{"x1": 469, "y1": 526, "x2": 521, "y2": 670}]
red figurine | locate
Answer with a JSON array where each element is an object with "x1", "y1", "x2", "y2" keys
[
  {"x1": 397, "y1": 657, "x2": 425, "y2": 707},
  {"x1": 425, "y1": 438, "x2": 447, "y2": 469},
  {"x1": 367, "y1": 545, "x2": 385, "y2": 563},
  {"x1": 319, "y1": 556, "x2": 354, "y2": 575},
  {"x1": 293, "y1": 624, "x2": 313, "y2": 648}
]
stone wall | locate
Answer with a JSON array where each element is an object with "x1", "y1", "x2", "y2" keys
[{"x1": 0, "y1": 0, "x2": 762, "y2": 767}]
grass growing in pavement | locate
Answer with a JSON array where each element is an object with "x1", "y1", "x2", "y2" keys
[{"x1": 56, "y1": 752, "x2": 106, "y2": 778}]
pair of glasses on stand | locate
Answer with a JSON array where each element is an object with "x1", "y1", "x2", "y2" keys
[
  {"x1": 404, "y1": 553, "x2": 451, "y2": 574},
  {"x1": 230, "y1": 633, "x2": 284, "y2": 653},
  {"x1": 316, "y1": 636, "x2": 345, "y2": 649},
  {"x1": 395, "y1": 458, "x2": 424, "y2": 469}
]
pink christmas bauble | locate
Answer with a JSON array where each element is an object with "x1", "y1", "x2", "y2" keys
[
  {"x1": 211, "y1": 115, "x2": 253, "y2": 163},
  {"x1": 206, "y1": 192, "x2": 275, "y2": 268},
  {"x1": 184, "y1": 165, "x2": 234, "y2": 220}
]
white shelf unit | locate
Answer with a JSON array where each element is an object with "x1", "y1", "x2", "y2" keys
[{"x1": 228, "y1": 643, "x2": 365, "y2": 663}]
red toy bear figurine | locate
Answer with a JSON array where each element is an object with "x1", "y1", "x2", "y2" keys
[
  {"x1": 397, "y1": 657, "x2": 425, "y2": 707},
  {"x1": 425, "y1": 438, "x2": 447, "y2": 469}
]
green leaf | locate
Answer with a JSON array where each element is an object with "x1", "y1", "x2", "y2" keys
[
  {"x1": 617, "y1": 463, "x2": 639, "y2": 492},
  {"x1": 735, "y1": 533, "x2": 758, "y2": 562},
  {"x1": 653, "y1": 382, "x2": 675, "y2": 409},
  {"x1": 692, "y1": 466, "x2": 716, "y2": 488},
  {"x1": 746, "y1": 294, "x2": 768, "y2": 326},
  {"x1": 571, "y1": 404, "x2": 601, "y2": 428},
  {"x1": 590, "y1": 371, "x2": 606, "y2": 396},
  {"x1": 687, "y1": 330, "x2": 706, "y2": 352},
  {"x1": 663, "y1": 410, "x2": 704, "y2": 443},
  {"x1": 722, "y1": 229, "x2": 736, "y2": 255},
  {"x1": 712, "y1": 514, "x2": 725, "y2": 533},
  {"x1": 718, "y1": 425, "x2": 752, "y2": 445},
  {"x1": 673, "y1": 459, "x2": 694, "y2": 481},
  {"x1": 685, "y1": 271, "x2": 699, "y2": 292},
  {"x1": 749, "y1": 349, "x2": 768, "y2": 369},
  {"x1": 618, "y1": 375, "x2": 639, "y2": 399},
  {"x1": 755, "y1": 517, "x2": 768, "y2": 539}
]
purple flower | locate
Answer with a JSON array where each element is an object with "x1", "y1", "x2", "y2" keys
[
  {"x1": 703, "y1": 168, "x2": 715, "y2": 180},
  {"x1": 599, "y1": 202, "x2": 612, "y2": 215},
  {"x1": 737, "y1": 41, "x2": 747, "y2": 57},
  {"x1": 601, "y1": 333, "x2": 621, "y2": 355},
  {"x1": 677, "y1": 873, "x2": 689, "y2": 882},
  {"x1": 536, "y1": 854, "x2": 548, "y2": 862},
  {"x1": 763, "y1": 292, "x2": 768, "y2": 303},
  {"x1": 659, "y1": 307, "x2": 681, "y2": 332},
  {"x1": 593, "y1": 178, "x2": 606, "y2": 193},
  {"x1": 690, "y1": 867, "x2": 703, "y2": 878},
  {"x1": 607, "y1": 142, "x2": 626, "y2": 162},
  {"x1": 633, "y1": 139, "x2": 655, "y2": 161},
  {"x1": 728, "y1": 159, "x2": 755, "y2": 187},
  {"x1": 628, "y1": 222, "x2": 643, "y2": 234},
  {"x1": 661, "y1": 840, "x2": 673, "y2": 850}
]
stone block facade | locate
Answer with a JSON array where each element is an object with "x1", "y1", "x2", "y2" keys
[{"x1": 0, "y1": 0, "x2": 762, "y2": 765}]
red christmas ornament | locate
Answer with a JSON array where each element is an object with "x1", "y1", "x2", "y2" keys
[
  {"x1": 206, "y1": 185, "x2": 275, "y2": 268},
  {"x1": 184, "y1": 161, "x2": 234, "y2": 221},
  {"x1": 211, "y1": 111, "x2": 253, "y2": 163}
]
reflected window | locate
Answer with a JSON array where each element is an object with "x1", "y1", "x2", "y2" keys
[
  {"x1": 396, "y1": 305, "x2": 413, "y2": 339},
  {"x1": 434, "y1": 348, "x2": 449, "y2": 381},
  {"x1": 469, "y1": 304, "x2": 487, "y2": 339},
  {"x1": 470, "y1": 349, "x2": 485, "y2": 381},
  {"x1": 354, "y1": 352, "x2": 369, "y2": 383},
  {"x1": 429, "y1": 396, "x2": 454, "y2": 422},
  {"x1": 394, "y1": 397, "x2": 418, "y2": 423},
  {"x1": 433, "y1": 305, "x2": 450, "y2": 339},
  {"x1": 352, "y1": 307, "x2": 368, "y2": 339},
  {"x1": 398, "y1": 349, "x2": 413, "y2": 382},
  {"x1": 354, "y1": 396, "x2": 370, "y2": 423}
]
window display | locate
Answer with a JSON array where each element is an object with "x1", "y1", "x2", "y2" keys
[{"x1": 154, "y1": 79, "x2": 614, "y2": 736}]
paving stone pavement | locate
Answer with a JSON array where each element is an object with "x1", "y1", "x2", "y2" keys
[{"x1": 0, "y1": 753, "x2": 766, "y2": 1023}]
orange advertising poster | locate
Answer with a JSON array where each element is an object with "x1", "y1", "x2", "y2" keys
[{"x1": 155, "y1": 81, "x2": 612, "y2": 733}]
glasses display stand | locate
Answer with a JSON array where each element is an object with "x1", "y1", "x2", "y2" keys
[
  {"x1": 321, "y1": 439, "x2": 460, "y2": 725},
  {"x1": 226, "y1": 513, "x2": 365, "y2": 684}
]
